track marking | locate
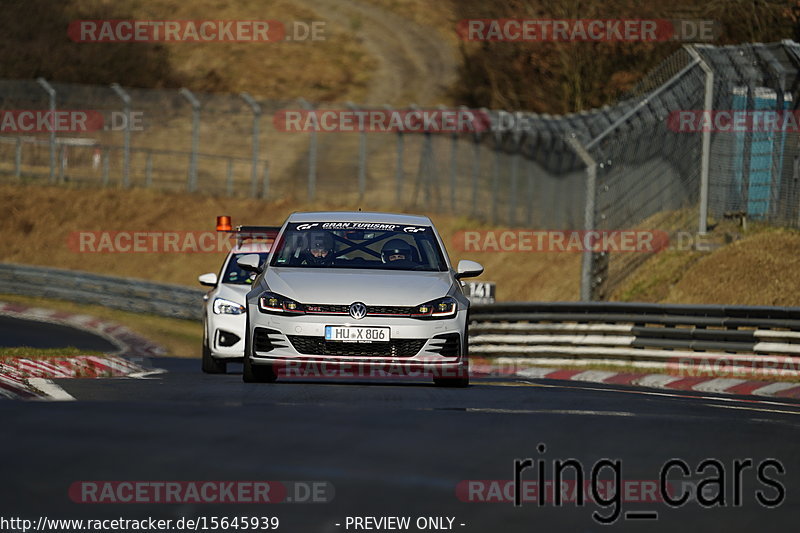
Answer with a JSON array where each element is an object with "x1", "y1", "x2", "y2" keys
[
  {"x1": 571, "y1": 370, "x2": 618, "y2": 383},
  {"x1": 701, "y1": 403, "x2": 800, "y2": 417},
  {"x1": 692, "y1": 378, "x2": 748, "y2": 393},
  {"x1": 128, "y1": 368, "x2": 167, "y2": 379},
  {"x1": 28, "y1": 378, "x2": 75, "y2": 401},
  {"x1": 465, "y1": 408, "x2": 635, "y2": 416},
  {"x1": 633, "y1": 374, "x2": 682, "y2": 388},
  {"x1": 511, "y1": 379, "x2": 800, "y2": 413},
  {"x1": 478, "y1": 380, "x2": 546, "y2": 387},
  {"x1": 750, "y1": 382, "x2": 799, "y2": 396}
]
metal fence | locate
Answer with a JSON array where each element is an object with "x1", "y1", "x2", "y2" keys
[
  {"x1": 3, "y1": 263, "x2": 799, "y2": 378},
  {"x1": 0, "y1": 263, "x2": 202, "y2": 320},
  {"x1": 2, "y1": 41, "x2": 800, "y2": 300}
]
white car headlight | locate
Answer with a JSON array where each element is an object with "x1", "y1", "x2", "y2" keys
[{"x1": 213, "y1": 297, "x2": 245, "y2": 315}]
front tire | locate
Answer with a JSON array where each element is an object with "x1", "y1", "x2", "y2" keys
[
  {"x1": 433, "y1": 374, "x2": 469, "y2": 387},
  {"x1": 201, "y1": 334, "x2": 227, "y2": 374},
  {"x1": 243, "y1": 354, "x2": 277, "y2": 383},
  {"x1": 433, "y1": 362, "x2": 469, "y2": 388}
]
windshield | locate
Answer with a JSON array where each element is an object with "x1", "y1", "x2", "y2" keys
[
  {"x1": 269, "y1": 222, "x2": 447, "y2": 271},
  {"x1": 221, "y1": 252, "x2": 269, "y2": 285}
]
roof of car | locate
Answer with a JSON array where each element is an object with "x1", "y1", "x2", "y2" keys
[{"x1": 286, "y1": 211, "x2": 432, "y2": 225}]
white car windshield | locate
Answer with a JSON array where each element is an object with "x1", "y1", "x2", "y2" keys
[{"x1": 269, "y1": 223, "x2": 447, "y2": 271}]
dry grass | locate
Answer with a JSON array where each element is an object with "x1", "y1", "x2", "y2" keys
[
  {"x1": 4, "y1": 181, "x2": 799, "y2": 319},
  {"x1": 0, "y1": 183, "x2": 581, "y2": 302},
  {"x1": 0, "y1": 293, "x2": 201, "y2": 358},
  {"x1": 665, "y1": 228, "x2": 800, "y2": 306},
  {"x1": 362, "y1": 0, "x2": 458, "y2": 42},
  {"x1": 613, "y1": 224, "x2": 800, "y2": 306},
  {"x1": 69, "y1": 0, "x2": 377, "y2": 102}
]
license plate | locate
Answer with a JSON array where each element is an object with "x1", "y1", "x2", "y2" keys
[{"x1": 325, "y1": 326, "x2": 390, "y2": 343}]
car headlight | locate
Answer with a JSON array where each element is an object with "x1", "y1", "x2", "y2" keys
[
  {"x1": 258, "y1": 291, "x2": 305, "y2": 315},
  {"x1": 213, "y1": 297, "x2": 245, "y2": 315},
  {"x1": 412, "y1": 296, "x2": 457, "y2": 319}
]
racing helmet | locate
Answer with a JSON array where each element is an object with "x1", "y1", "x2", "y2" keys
[
  {"x1": 381, "y1": 238, "x2": 414, "y2": 263},
  {"x1": 306, "y1": 231, "x2": 335, "y2": 263}
]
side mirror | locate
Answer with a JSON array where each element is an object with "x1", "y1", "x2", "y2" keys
[
  {"x1": 455, "y1": 259, "x2": 484, "y2": 280},
  {"x1": 198, "y1": 272, "x2": 218, "y2": 287},
  {"x1": 237, "y1": 254, "x2": 263, "y2": 273}
]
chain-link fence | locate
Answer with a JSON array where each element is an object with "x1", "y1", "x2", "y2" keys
[
  {"x1": 1, "y1": 41, "x2": 799, "y2": 300},
  {"x1": 577, "y1": 41, "x2": 800, "y2": 300}
]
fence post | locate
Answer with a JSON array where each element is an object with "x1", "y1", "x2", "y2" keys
[
  {"x1": 347, "y1": 101, "x2": 367, "y2": 201},
  {"x1": 14, "y1": 138, "x2": 22, "y2": 179},
  {"x1": 262, "y1": 161, "x2": 270, "y2": 199},
  {"x1": 508, "y1": 112, "x2": 524, "y2": 225},
  {"x1": 102, "y1": 148, "x2": 109, "y2": 186},
  {"x1": 110, "y1": 83, "x2": 132, "y2": 188},
  {"x1": 526, "y1": 157, "x2": 534, "y2": 226},
  {"x1": 491, "y1": 113, "x2": 502, "y2": 225},
  {"x1": 240, "y1": 92, "x2": 262, "y2": 198},
  {"x1": 226, "y1": 158, "x2": 234, "y2": 196},
  {"x1": 58, "y1": 144, "x2": 66, "y2": 183},
  {"x1": 567, "y1": 134, "x2": 598, "y2": 302},
  {"x1": 298, "y1": 98, "x2": 317, "y2": 201},
  {"x1": 179, "y1": 88, "x2": 201, "y2": 192},
  {"x1": 386, "y1": 105, "x2": 404, "y2": 205},
  {"x1": 145, "y1": 151, "x2": 153, "y2": 187},
  {"x1": 685, "y1": 45, "x2": 714, "y2": 235},
  {"x1": 36, "y1": 78, "x2": 56, "y2": 184},
  {"x1": 443, "y1": 105, "x2": 462, "y2": 212},
  {"x1": 471, "y1": 132, "x2": 482, "y2": 216},
  {"x1": 412, "y1": 103, "x2": 436, "y2": 209}
]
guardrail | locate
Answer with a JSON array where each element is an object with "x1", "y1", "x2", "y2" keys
[
  {"x1": 0, "y1": 263, "x2": 203, "y2": 320},
  {"x1": 469, "y1": 302, "x2": 800, "y2": 374},
  {"x1": 2, "y1": 263, "x2": 799, "y2": 374}
]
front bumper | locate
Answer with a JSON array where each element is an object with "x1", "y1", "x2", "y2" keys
[
  {"x1": 206, "y1": 312, "x2": 246, "y2": 359},
  {"x1": 246, "y1": 307, "x2": 467, "y2": 370}
]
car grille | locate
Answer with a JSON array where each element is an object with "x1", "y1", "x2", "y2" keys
[
  {"x1": 253, "y1": 328, "x2": 286, "y2": 353},
  {"x1": 288, "y1": 336, "x2": 425, "y2": 358},
  {"x1": 302, "y1": 304, "x2": 417, "y2": 317}
]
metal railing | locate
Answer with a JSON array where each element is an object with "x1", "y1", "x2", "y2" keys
[
  {"x1": 1, "y1": 264, "x2": 799, "y2": 371},
  {"x1": 0, "y1": 263, "x2": 203, "y2": 320},
  {"x1": 469, "y1": 302, "x2": 800, "y2": 371}
]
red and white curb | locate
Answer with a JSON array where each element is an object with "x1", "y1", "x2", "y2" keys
[
  {"x1": 0, "y1": 355, "x2": 146, "y2": 400},
  {"x1": 0, "y1": 301, "x2": 163, "y2": 400},
  {"x1": 471, "y1": 362, "x2": 800, "y2": 399},
  {"x1": 0, "y1": 301, "x2": 166, "y2": 358}
]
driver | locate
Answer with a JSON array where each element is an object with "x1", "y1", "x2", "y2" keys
[
  {"x1": 380, "y1": 238, "x2": 417, "y2": 266},
  {"x1": 303, "y1": 231, "x2": 335, "y2": 265}
]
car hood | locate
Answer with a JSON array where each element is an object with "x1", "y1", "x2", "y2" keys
[
  {"x1": 264, "y1": 268, "x2": 454, "y2": 306},
  {"x1": 214, "y1": 283, "x2": 253, "y2": 305}
]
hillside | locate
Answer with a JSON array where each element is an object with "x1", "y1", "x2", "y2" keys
[{"x1": 2, "y1": 183, "x2": 800, "y2": 306}]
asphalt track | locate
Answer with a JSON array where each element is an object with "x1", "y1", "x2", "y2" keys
[
  {"x1": 0, "y1": 315, "x2": 117, "y2": 351},
  {"x1": 2, "y1": 319, "x2": 800, "y2": 531}
]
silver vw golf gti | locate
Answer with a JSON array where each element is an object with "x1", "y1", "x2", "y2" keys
[{"x1": 239, "y1": 212, "x2": 484, "y2": 386}]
